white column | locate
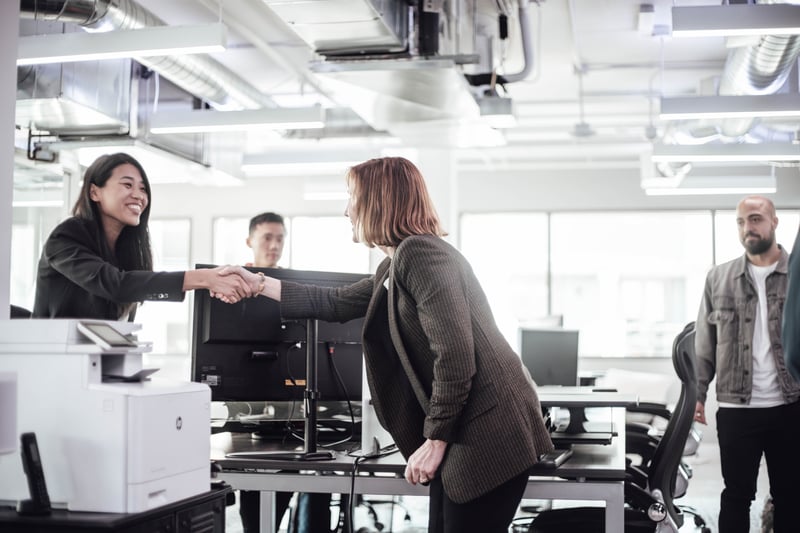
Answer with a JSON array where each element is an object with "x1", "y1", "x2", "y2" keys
[
  {"x1": 414, "y1": 148, "x2": 459, "y2": 246},
  {"x1": 0, "y1": 2, "x2": 20, "y2": 319}
]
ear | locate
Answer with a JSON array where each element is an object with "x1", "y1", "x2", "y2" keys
[
  {"x1": 89, "y1": 184, "x2": 100, "y2": 202},
  {"x1": 246, "y1": 236, "x2": 252, "y2": 248}
]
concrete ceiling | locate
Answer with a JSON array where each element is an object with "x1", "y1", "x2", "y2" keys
[{"x1": 14, "y1": 0, "x2": 799, "y2": 185}]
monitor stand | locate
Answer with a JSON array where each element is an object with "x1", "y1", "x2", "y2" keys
[{"x1": 227, "y1": 319, "x2": 334, "y2": 461}]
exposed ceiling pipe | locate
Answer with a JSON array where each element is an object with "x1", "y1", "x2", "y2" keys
[
  {"x1": 464, "y1": 0, "x2": 535, "y2": 86},
  {"x1": 718, "y1": 0, "x2": 800, "y2": 137},
  {"x1": 500, "y1": 0, "x2": 534, "y2": 83},
  {"x1": 19, "y1": 0, "x2": 274, "y2": 110}
]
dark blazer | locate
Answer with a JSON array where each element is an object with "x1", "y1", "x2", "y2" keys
[
  {"x1": 784, "y1": 229, "x2": 800, "y2": 380},
  {"x1": 33, "y1": 217, "x2": 185, "y2": 320},
  {"x1": 281, "y1": 235, "x2": 553, "y2": 503}
]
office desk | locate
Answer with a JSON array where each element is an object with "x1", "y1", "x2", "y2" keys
[{"x1": 211, "y1": 407, "x2": 627, "y2": 533}]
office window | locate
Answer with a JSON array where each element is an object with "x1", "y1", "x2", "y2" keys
[
  {"x1": 137, "y1": 219, "x2": 192, "y2": 379},
  {"x1": 550, "y1": 212, "x2": 713, "y2": 358},
  {"x1": 713, "y1": 210, "x2": 799, "y2": 265},
  {"x1": 460, "y1": 213, "x2": 549, "y2": 348},
  {"x1": 212, "y1": 216, "x2": 292, "y2": 268},
  {"x1": 213, "y1": 216, "x2": 369, "y2": 273},
  {"x1": 290, "y1": 216, "x2": 370, "y2": 273}
]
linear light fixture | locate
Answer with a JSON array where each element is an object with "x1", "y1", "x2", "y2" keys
[
  {"x1": 642, "y1": 161, "x2": 777, "y2": 196},
  {"x1": 671, "y1": 4, "x2": 800, "y2": 38},
  {"x1": 645, "y1": 175, "x2": 777, "y2": 196},
  {"x1": 651, "y1": 143, "x2": 800, "y2": 163},
  {"x1": 660, "y1": 94, "x2": 800, "y2": 121},
  {"x1": 48, "y1": 138, "x2": 242, "y2": 185},
  {"x1": 242, "y1": 149, "x2": 380, "y2": 177},
  {"x1": 149, "y1": 106, "x2": 325, "y2": 134},
  {"x1": 17, "y1": 23, "x2": 227, "y2": 66}
]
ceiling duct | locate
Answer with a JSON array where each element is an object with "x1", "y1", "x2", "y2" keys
[
  {"x1": 264, "y1": 0, "x2": 532, "y2": 146},
  {"x1": 19, "y1": 0, "x2": 273, "y2": 110},
  {"x1": 718, "y1": 0, "x2": 800, "y2": 137}
]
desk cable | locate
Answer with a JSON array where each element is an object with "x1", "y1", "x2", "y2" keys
[{"x1": 344, "y1": 443, "x2": 399, "y2": 533}]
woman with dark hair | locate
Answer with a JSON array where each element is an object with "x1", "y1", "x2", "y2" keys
[
  {"x1": 225, "y1": 156, "x2": 553, "y2": 533},
  {"x1": 33, "y1": 152, "x2": 250, "y2": 320}
]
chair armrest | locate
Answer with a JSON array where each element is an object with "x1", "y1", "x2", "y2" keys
[{"x1": 626, "y1": 402, "x2": 672, "y2": 420}]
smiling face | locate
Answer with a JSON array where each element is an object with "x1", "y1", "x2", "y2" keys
[{"x1": 89, "y1": 163, "x2": 149, "y2": 237}]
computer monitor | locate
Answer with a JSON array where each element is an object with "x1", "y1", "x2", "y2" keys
[
  {"x1": 519, "y1": 328, "x2": 580, "y2": 386},
  {"x1": 191, "y1": 265, "x2": 368, "y2": 403}
]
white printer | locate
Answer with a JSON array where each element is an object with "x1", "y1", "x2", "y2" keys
[{"x1": 0, "y1": 319, "x2": 211, "y2": 513}]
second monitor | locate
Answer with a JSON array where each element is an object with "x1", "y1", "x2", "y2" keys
[{"x1": 519, "y1": 328, "x2": 580, "y2": 387}]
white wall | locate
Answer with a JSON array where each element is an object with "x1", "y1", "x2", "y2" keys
[{"x1": 0, "y1": 2, "x2": 20, "y2": 318}]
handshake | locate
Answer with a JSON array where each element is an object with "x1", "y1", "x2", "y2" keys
[{"x1": 203, "y1": 265, "x2": 274, "y2": 304}]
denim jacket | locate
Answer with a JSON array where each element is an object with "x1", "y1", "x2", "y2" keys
[{"x1": 695, "y1": 246, "x2": 800, "y2": 405}]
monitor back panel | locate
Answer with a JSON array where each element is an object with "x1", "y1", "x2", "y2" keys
[{"x1": 519, "y1": 328, "x2": 579, "y2": 387}]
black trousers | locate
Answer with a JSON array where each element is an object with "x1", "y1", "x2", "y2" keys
[
  {"x1": 716, "y1": 401, "x2": 800, "y2": 533},
  {"x1": 239, "y1": 490, "x2": 331, "y2": 533},
  {"x1": 427, "y1": 469, "x2": 529, "y2": 533}
]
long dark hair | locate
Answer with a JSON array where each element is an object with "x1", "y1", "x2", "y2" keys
[{"x1": 73, "y1": 153, "x2": 154, "y2": 272}]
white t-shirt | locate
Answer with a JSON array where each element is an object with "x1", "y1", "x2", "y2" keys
[{"x1": 720, "y1": 262, "x2": 784, "y2": 408}]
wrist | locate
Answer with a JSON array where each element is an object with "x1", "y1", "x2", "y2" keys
[{"x1": 256, "y1": 272, "x2": 266, "y2": 295}]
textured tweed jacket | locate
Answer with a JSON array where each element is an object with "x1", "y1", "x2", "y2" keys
[{"x1": 280, "y1": 234, "x2": 553, "y2": 503}]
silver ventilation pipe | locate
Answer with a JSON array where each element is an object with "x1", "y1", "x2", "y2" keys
[
  {"x1": 19, "y1": 0, "x2": 274, "y2": 109},
  {"x1": 501, "y1": 0, "x2": 534, "y2": 83},
  {"x1": 718, "y1": 0, "x2": 800, "y2": 137}
]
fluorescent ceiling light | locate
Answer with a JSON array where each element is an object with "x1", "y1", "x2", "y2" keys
[
  {"x1": 660, "y1": 94, "x2": 800, "y2": 121},
  {"x1": 17, "y1": 24, "x2": 227, "y2": 66},
  {"x1": 671, "y1": 4, "x2": 800, "y2": 38},
  {"x1": 149, "y1": 106, "x2": 325, "y2": 134},
  {"x1": 644, "y1": 173, "x2": 776, "y2": 197},
  {"x1": 242, "y1": 149, "x2": 380, "y2": 177},
  {"x1": 651, "y1": 143, "x2": 800, "y2": 163},
  {"x1": 48, "y1": 138, "x2": 242, "y2": 186}
]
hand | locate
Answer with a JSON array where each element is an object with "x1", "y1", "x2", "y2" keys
[
  {"x1": 207, "y1": 266, "x2": 252, "y2": 303},
  {"x1": 218, "y1": 265, "x2": 263, "y2": 297},
  {"x1": 404, "y1": 439, "x2": 447, "y2": 486},
  {"x1": 694, "y1": 401, "x2": 707, "y2": 425}
]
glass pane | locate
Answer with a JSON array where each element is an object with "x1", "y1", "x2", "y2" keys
[
  {"x1": 460, "y1": 213, "x2": 549, "y2": 349},
  {"x1": 551, "y1": 212, "x2": 713, "y2": 358},
  {"x1": 714, "y1": 209, "x2": 800, "y2": 264},
  {"x1": 290, "y1": 216, "x2": 370, "y2": 273},
  {"x1": 213, "y1": 217, "x2": 291, "y2": 268},
  {"x1": 137, "y1": 219, "x2": 192, "y2": 380}
]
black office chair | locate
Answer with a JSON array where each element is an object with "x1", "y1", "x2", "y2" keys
[
  {"x1": 528, "y1": 322, "x2": 707, "y2": 533},
  {"x1": 10, "y1": 305, "x2": 32, "y2": 319}
]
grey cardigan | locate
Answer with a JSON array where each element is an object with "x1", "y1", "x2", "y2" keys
[{"x1": 280, "y1": 235, "x2": 553, "y2": 503}]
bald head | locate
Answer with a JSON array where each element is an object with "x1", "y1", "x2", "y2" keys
[{"x1": 737, "y1": 195, "x2": 776, "y2": 218}]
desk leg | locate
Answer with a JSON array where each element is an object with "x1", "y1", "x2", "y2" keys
[
  {"x1": 259, "y1": 490, "x2": 276, "y2": 533},
  {"x1": 605, "y1": 482, "x2": 624, "y2": 532}
]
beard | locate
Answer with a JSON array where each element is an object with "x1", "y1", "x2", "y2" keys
[{"x1": 743, "y1": 232, "x2": 774, "y2": 255}]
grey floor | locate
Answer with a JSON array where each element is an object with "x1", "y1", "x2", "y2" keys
[{"x1": 224, "y1": 440, "x2": 773, "y2": 533}]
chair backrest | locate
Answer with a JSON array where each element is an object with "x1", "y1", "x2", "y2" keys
[
  {"x1": 10, "y1": 305, "x2": 32, "y2": 319},
  {"x1": 646, "y1": 321, "x2": 697, "y2": 528}
]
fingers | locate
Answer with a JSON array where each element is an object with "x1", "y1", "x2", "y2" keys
[{"x1": 403, "y1": 464, "x2": 433, "y2": 486}]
